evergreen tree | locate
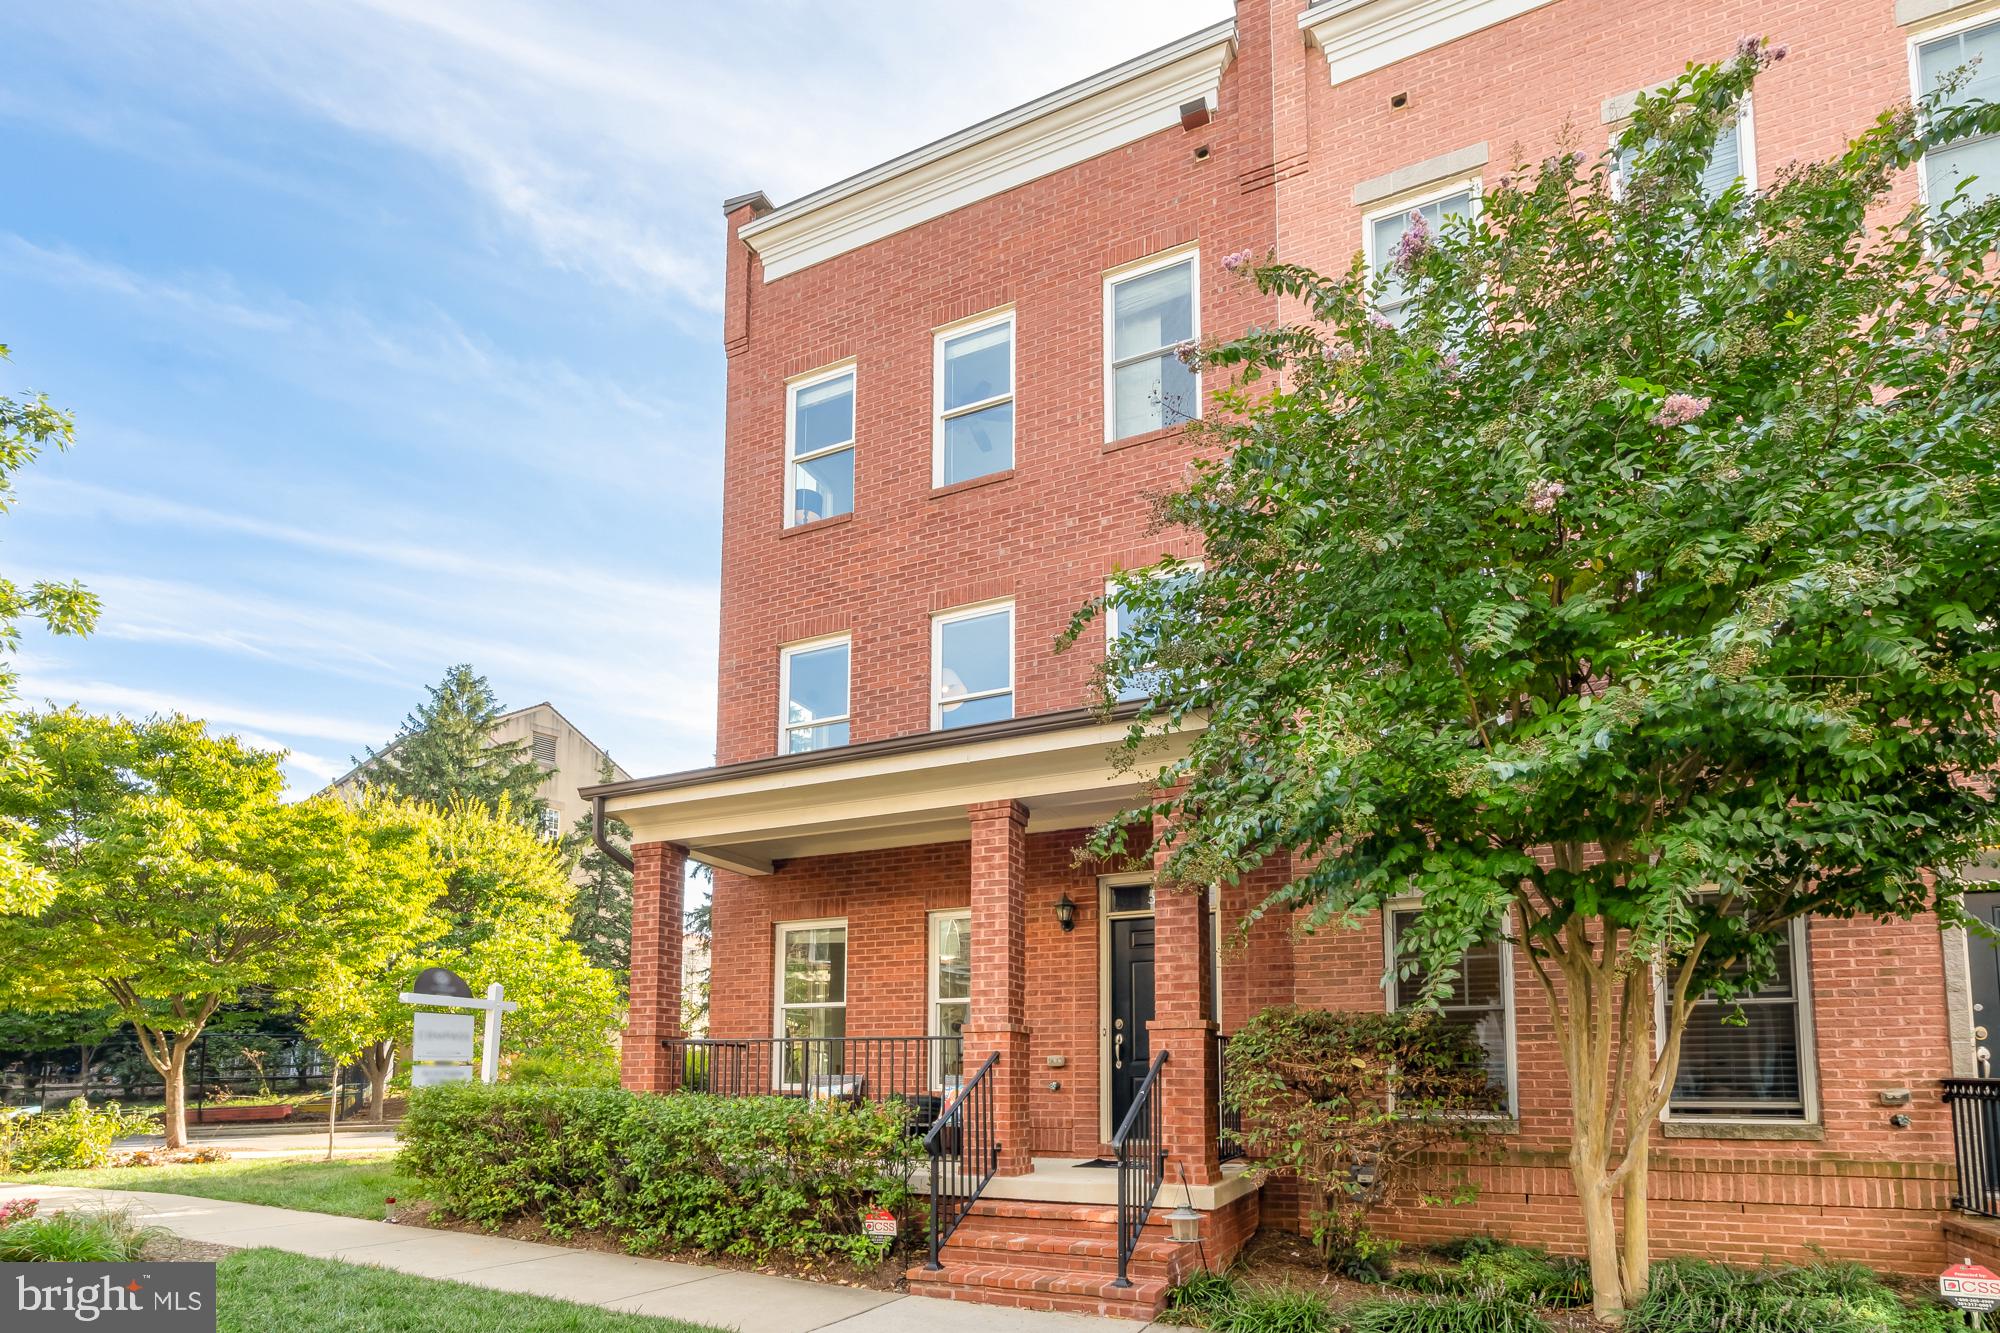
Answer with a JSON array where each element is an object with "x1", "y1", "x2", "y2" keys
[
  {"x1": 560, "y1": 760, "x2": 632, "y2": 978},
  {"x1": 362, "y1": 665, "x2": 546, "y2": 828}
]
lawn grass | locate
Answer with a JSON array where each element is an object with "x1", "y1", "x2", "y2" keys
[
  {"x1": 216, "y1": 1248, "x2": 722, "y2": 1332},
  {"x1": 21, "y1": 1155, "x2": 413, "y2": 1220}
]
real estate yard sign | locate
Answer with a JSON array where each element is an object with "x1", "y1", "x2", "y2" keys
[
  {"x1": 411, "y1": 1011, "x2": 476, "y2": 1086},
  {"x1": 400, "y1": 966, "x2": 517, "y2": 1084},
  {"x1": 1941, "y1": 1259, "x2": 2000, "y2": 1323}
]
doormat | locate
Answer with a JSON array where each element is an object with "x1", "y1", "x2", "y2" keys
[{"x1": 1072, "y1": 1157, "x2": 1117, "y2": 1168}]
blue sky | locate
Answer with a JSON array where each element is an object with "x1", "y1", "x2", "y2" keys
[{"x1": 1, "y1": 0, "x2": 1226, "y2": 793}]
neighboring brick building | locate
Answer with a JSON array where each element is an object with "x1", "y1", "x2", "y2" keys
[{"x1": 590, "y1": 0, "x2": 2000, "y2": 1314}]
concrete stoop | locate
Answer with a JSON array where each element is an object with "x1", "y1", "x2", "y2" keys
[{"x1": 906, "y1": 1199, "x2": 1199, "y2": 1319}]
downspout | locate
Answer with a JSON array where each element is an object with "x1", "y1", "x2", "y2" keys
[{"x1": 592, "y1": 794, "x2": 635, "y2": 873}]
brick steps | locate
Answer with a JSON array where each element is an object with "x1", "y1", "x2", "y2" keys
[{"x1": 905, "y1": 1197, "x2": 1190, "y2": 1317}]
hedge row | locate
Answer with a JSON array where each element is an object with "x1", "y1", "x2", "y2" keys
[{"x1": 399, "y1": 1084, "x2": 918, "y2": 1264}]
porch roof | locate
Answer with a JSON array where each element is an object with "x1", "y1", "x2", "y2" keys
[{"x1": 582, "y1": 705, "x2": 1198, "y2": 876}]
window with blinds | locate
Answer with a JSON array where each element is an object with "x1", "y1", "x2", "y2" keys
[
  {"x1": 1387, "y1": 906, "x2": 1514, "y2": 1113},
  {"x1": 1668, "y1": 922, "x2": 1811, "y2": 1120}
]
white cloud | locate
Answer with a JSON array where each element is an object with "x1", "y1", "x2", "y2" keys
[{"x1": 16, "y1": 674, "x2": 382, "y2": 747}]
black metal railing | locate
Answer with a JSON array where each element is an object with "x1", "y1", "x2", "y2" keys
[
  {"x1": 1945, "y1": 1077, "x2": 2000, "y2": 1216},
  {"x1": 664, "y1": 1035, "x2": 962, "y2": 1128},
  {"x1": 925, "y1": 1051, "x2": 1001, "y2": 1270},
  {"x1": 1112, "y1": 1050, "x2": 1169, "y2": 1288},
  {"x1": 1216, "y1": 1034, "x2": 1243, "y2": 1163}
]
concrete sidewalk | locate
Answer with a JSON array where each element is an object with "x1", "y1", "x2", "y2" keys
[
  {"x1": 2, "y1": 1183, "x2": 1155, "y2": 1332},
  {"x1": 114, "y1": 1128, "x2": 402, "y2": 1159}
]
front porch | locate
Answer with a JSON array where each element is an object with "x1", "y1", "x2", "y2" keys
[{"x1": 589, "y1": 708, "x2": 1271, "y2": 1314}]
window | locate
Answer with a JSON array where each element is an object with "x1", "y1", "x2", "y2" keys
[
  {"x1": 1668, "y1": 920, "x2": 1814, "y2": 1120},
  {"x1": 786, "y1": 365, "x2": 855, "y2": 527},
  {"x1": 775, "y1": 920, "x2": 847, "y2": 1085},
  {"x1": 1106, "y1": 565, "x2": 1199, "y2": 702},
  {"x1": 1366, "y1": 186, "x2": 1476, "y2": 327},
  {"x1": 531, "y1": 731, "x2": 558, "y2": 770},
  {"x1": 935, "y1": 312, "x2": 1014, "y2": 486},
  {"x1": 537, "y1": 807, "x2": 561, "y2": 841},
  {"x1": 932, "y1": 602, "x2": 1013, "y2": 730},
  {"x1": 1386, "y1": 905, "x2": 1515, "y2": 1113},
  {"x1": 1106, "y1": 251, "x2": 1198, "y2": 440},
  {"x1": 1609, "y1": 103, "x2": 1755, "y2": 205},
  {"x1": 929, "y1": 910, "x2": 971, "y2": 1087},
  {"x1": 779, "y1": 636, "x2": 850, "y2": 754},
  {"x1": 1915, "y1": 16, "x2": 2000, "y2": 210}
]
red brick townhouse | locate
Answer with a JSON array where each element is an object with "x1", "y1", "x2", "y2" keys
[{"x1": 587, "y1": 0, "x2": 2000, "y2": 1315}]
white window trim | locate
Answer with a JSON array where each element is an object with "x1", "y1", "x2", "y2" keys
[
  {"x1": 1605, "y1": 94, "x2": 1758, "y2": 202},
  {"x1": 783, "y1": 360, "x2": 856, "y2": 529},
  {"x1": 1362, "y1": 179, "x2": 1482, "y2": 322},
  {"x1": 1105, "y1": 563, "x2": 1202, "y2": 702},
  {"x1": 777, "y1": 633, "x2": 852, "y2": 756},
  {"x1": 932, "y1": 308, "x2": 1016, "y2": 488},
  {"x1": 927, "y1": 908, "x2": 972, "y2": 1091},
  {"x1": 773, "y1": 917, "x2": 848, "y2": 1089},
  {"x1": 1102, "y1": 246, "x2": 1201, "y2": 443},
  {"x1": 1659, "y1": 915, "x2": 1818, "y2": 1126},
  {"x1": 1907, "y1": 7, "x2": 2000, "y2": 211},
  {"x1": 930, "y1": 599, "x2": 1015, "y2": 731},
  {"x1": 1382, "y1": 897, "x2": 1519, "y2": 1119}
]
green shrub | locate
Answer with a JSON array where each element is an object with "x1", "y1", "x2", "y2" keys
[
  {"x1": 1627, "y1": 1259, "x2": 1960, "y2": 1333},
  {"x1": 1160, "y1": 1270, "x2": 1245, "y2": 1326},
  {"x1": 0, "y1": 1207, "x2": 160, "y2": 1262},
  {"x1": 1220, "y1": 1287, "x2": 1339, "y2": 1333},
  {"x1": 399, "y1": 1083, "x2": 918, "y2": 1265},
  {"x1": 1394, "y1": 1243, "x2": 1590, "y2": 1308},
  {"x1": 502, "y1": 1049, "x2": 619, "y2": 1088},
  {"x1": 0, "y1": 1102, "x2": 158, "y2": 1174},
  {"x1": 1346, "y1": 1293, "x2": 1550, "y2": 1333}
]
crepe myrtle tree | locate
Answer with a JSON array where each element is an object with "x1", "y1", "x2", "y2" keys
[{"x1": 1066, "y1": 44, "x2": 2000, "y2": 1320}]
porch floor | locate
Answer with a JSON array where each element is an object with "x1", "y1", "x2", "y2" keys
[{"x1": 912, "y1": 1155, "x2": 1258, "y2": 1210}]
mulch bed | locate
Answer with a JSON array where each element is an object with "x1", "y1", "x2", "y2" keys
[
  {"x1": 145, "y1": 1235, "x2": 237, "y2": 1263},
  {"x1": 388, "y1": 1200, "x2": 910, "y2": 1292}
]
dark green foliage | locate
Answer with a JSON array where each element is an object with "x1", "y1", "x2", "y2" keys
[
  {"x1": 1395, "y1": 1244, "x2": 1590, "y2": 1308},
  {"x1": 399, "y1": 1083, "x2": 918, "y2": 1265},
  {"x1": 1225, "y1": 1007, "x2": 1491, "y2": 1265},
  {"x1": 1162, "y1": 1274, "x2": 1339, "y2": 1333},
  {"x1": 361, "y1": 666, "x2": 547, "y2": 829},
  {"x1": 1162, "y1": 1269, "x2": 1246, "y2": 1324},
  {"x1": 558, "y1": 761, "x2": 633, "y2": 977},
  {"x1": 1626, "y1": 1259, "x2": 1962, "y2": 1333},
  {"x1": 1345, "y1": 1293, "x2": 1550, "y2": 1333},
  {"x1": 0, "y1": 1207, "x2": 158, "y2": 1261}
]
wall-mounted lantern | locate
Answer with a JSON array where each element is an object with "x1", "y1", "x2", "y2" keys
[{"x1": 1055, "y1": 894, "x2": 1077, "y2": 933}]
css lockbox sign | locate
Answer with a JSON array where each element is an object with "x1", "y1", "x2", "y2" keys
[{"x1": 5, "y1": 1262, "x2": 216, "y2": 1330}]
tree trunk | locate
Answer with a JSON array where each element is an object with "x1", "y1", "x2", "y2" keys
[
  {"x1": 362, "y1": 1041, "x2": 396, "y2": 1122},
  {"x1": 159, "y1": 1037, "x2": 192, "y2": 1150}
]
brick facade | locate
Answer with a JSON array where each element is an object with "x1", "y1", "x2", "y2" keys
[{"x1": 618, "y1": 0, "x2": 1989, "y2": 1288}]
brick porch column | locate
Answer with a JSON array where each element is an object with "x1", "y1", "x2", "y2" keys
[
  {"x1": 962, "y1": 799, "x2": 1034, "y2": 1175},
  {"x1": 1149, "y1": 813, "x2": 1222, "y2": 1185},
  {"x1": 621, "y1": 840, "x2": 688, "y2": 1093}
]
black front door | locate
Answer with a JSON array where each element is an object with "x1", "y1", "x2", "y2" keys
[
  {"x1": 1969, "y1": 893, "x2": 2000, "y2": 1074},
  {"x1": 1110, "y1": 916, "x2": 1156, "y2": 1131}
]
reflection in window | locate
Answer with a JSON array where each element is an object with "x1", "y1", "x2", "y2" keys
[
  {"x1": 787, "y1": 370, "x2": 855, "y2": 527},
  {"x1": 934, "y1": 605, "x2": 1013, "y2": 730},
  {"x1": 1107, "y1": 567, "x2": 1198, "y2": 702},
  {"x1": 1370, "y1": 190, "x2": 1474, "y2": 327},
  {"x1": 1918, "y1": 19, "x2": 2000, "y2": 210},
  {"x1": 777, "y1": 922, "x2": 847, "y2": 1084},
  {"x1": 1109, "y1": 258, "x2": 1197, "y2": 439},
  {"x1": 938, "y1": 317, "x2": 1014, "y2": 485},
  {"x1": 781, "y1": 638, "x2": 850, "y2": 753},
  {"x1": 930, "y1": 911, "x2": 970, "y2": 1087}
]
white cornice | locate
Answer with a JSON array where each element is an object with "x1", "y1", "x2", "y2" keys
[
  {"x1": 1300, "y1": 0, "x2": 1558, "y2": 88},
  {"x1": 739, "y1": 19, "x2": 1237, "y2": 282}
]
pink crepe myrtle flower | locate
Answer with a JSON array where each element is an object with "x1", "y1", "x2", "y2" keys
[
  {"x1": 1220, "y1": 249, "x2": 1255, "y2": 273},
  {"x1": 1392, "y1": 210, "x2": 1433, "y2": 271},
  {"x1": 1652, "y1": 392, "x2": 1712, "y2": 427},
  {"x1": 1526, "y1": 479, "x2": 1567, "y2": 515},
  {"x1": 0, "y1": 1197, "x2": 38, "y2": 1226},
  {"x1": 1174, "y1": 339, "x2": 1199, "y2": 365}
]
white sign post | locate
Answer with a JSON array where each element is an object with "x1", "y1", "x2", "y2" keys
[{"x1": 400, "y1": 971, "x2": 519, "y2": 1085}]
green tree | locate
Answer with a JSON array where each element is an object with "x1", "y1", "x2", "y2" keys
[
  {"x1": 360, "y1": 665, "x2": 546, "y2": 828},
  {"x1": 560, "y1": 761, "x2": 632, "y2": 977},
  {"x1": 0, "y1": 344, "x2": 99, "y2": 914},
  {"x1": 297, "y1": 796, "x2": 621, "y2": 1119},
  {"x1": 0, "y1": 1005, "x2": 123, "y2": 1103},
  {"x1": 1073, "y1": 46, "x2": 2000, "y2": 1319},
  {"x1": 0, "y1": 712, "x2": 438, "y2": 1147}
]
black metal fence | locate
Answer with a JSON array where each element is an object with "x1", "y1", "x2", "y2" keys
[
  {"x1": 924, "y1": 1052, "x2": 1001, "y2": 1269},
  {"x1": 1945, "y1": 1077, "x2": 2000, "y2": 1216},
  {"x1": 1215, "y1": 1034, "x2": 1243, "y2": 1162},
  {"x1": 0, "y1": 1032, "x2": 353, "y2": 1119},
  {"x1": 664, "y1": 1035, "x2": 962, "y2": 1132},
  {"x1": 1113, "y1": 1050, "x2": 1169, "y2": 1288}
]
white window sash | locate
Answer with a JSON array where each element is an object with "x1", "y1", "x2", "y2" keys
[
  {"x1": 1362, "y1": 180, "x2": 1481, "y2": 321},
  {"x1": 1659, "y1": 915, "x2": 1816, "y2": 1124},
  {"x1": 1102, "y1": 248, "x2": 1200, "y2": 441},
  {"x1": 1382, "y1": 899, "x2": 1518, "y2": 1118},
  {"x1": 927, "y1": 909, "x2": 971, "y2": 1091},
  {"x1": 784, "y1": 364, "x2": 856, "y2": 528},
  {"x1": 933, "y1": 311, "x2": 1016, "y2": 487},
  {"x1": 777, "y1": 635, "x2": 851, "y2": 754},
  {"x1": 930, "y1": 602, "x2": 1015, "y2": 730},
  {"x1": 1909, "y1": 9, "x2": 2000, "y2": 210},
  {"x1": 773, "y1": 918, "x2": 848, "y2": 1090}
]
